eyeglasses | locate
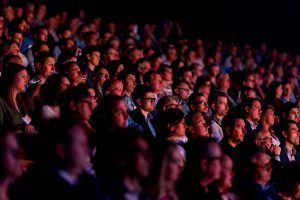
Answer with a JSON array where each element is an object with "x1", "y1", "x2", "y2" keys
[
  {"x1": 257, "y1": 161, "x2": 272, "y2": 171},
  {"x1": 195, "y1": 100, "x2": 208, "y2": 106},
  {"x1": 99, "y1": 72, "x2": 109, "y2": 79},
  {"x1": 143, "y1": 97, "x2": 156, "y2": 103},
  {"x1": 177, "y1": 88, "x2": 189, "y2": 92},
  {"x1": 206, "y1": 156, "x2": 222, "y2": 161}
]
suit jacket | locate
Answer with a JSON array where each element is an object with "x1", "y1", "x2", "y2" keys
[
  {"x1": 280, "y1": 145, "x2": 300, "y2": 166},
  {"x1": 129, "y1": 109, "x2": 157, "y2": 139}
]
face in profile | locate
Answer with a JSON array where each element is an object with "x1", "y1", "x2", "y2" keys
[
  {"x1": 0, "y1": 132, "x2": 22, "y2": 179},
  {"x1": 165, "y1": 146, "x2": 185, "y2": 182},
  {"x1": 133, "y1": 137, "x2": 151, "y2": 178},
  {"x1": 64, "y1": 125, "x2": 90, "y2": 172}
]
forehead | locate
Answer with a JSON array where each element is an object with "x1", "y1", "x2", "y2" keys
[
  {"x1": 151, "y1": 73, "x2": 161, "y2": 79},
  {"x1": 234, "y1": 118, "x2": 245, "y2": 126},
  {"x1": 217, "y1": 96, "x2": 227, "y2": 102},
  {"x1": 195, "y1": 95, "x2": 206, "y2": 101},
  {"x1": 177, "y1": 82, "x2": 189, "y2": 88},
  {"x1": 144, "y1": 92, "x2": 154, "y2": 97},
  {"x1": 126, "y1": 74, "x2": 136, "y2": 80},
  {"x1": 252, "y1": 100, "x2": 261, "y2": 107}
]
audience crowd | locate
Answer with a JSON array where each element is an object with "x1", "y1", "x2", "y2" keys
[{"x1": 0, "y1": 2, "x2": 299, "y2": 200}]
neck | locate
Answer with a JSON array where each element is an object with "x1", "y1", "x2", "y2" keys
[
  {"x1": 214, "y1": 114, "x2": 223, "y2": 123},
  {"x1": 63, "y1": 166, "x2": 81, "y2": 180},
  {"x1": 228, "y1": 138, "x2": 238, "y2": 148},
  {"x1": 217, "y1": 183, "x2": 228, "y2": 194},
  {"x1": 124, "y1": 90, "x2": 132, "y2": 96},
  {"x1": 255, "y1": 179, "x2": 267, "y2": 188},
  {"x1": 0, "y1": 178, "x2": 11, "y2": 200},
  {"x1": 285, "y1": 142, "x2": 294, "y2": 152},
  {"x1": 246, "y1": 117, "x2": 256, "y2": 125},
  {"x1": 124, "y1": 175, "x2": 140, "y2": 191},
  {"x1": 199, "y1": 176, "x2": 214, "y2": 191},
  {"x1": 88, "y1": 63, "x2": 95, "y2": 71},
  {"x1": 263, "y1": 123, "x2": 270, "y2": 130},
  {"x1": 219, "y1": 87, "x2": 228, "y2": 93},
  {"x1": 140, "y1": 108, "x2": 149, "y2": 118}
]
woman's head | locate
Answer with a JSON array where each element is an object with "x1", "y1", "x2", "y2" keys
[
  {"x1": 41, "y1": 74, "x2": 70, "y2": 106},
  {"x1": 160, "y1": 108, "x2": 186, "y2": 138},
  {"x1": 260, "y1": 105, "x2": 275, "y2": 127},
  {"x1": 268, "y1": 81, "x2": 283, "y2": 99},
  {"x1": 159, "y1": 143, "x2": 186, "y2": 182},
  {"x1": 1, "y1": 63, "x2": 28, "y2": 94}
]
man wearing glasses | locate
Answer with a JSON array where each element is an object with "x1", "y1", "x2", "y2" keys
[
  {"x1": 173, "y1": 81, "x2": 190, "y2": 115},
  {"x1": 280, "y1": 120, "x2": 300, "y2": 166},
  {"x1": 130, "y1": 85, "x2": 157, "y2": 139}
]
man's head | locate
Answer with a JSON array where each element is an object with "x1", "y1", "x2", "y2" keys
[
  {"x1": 60, "y1": 86, "x2": 93, "y2": 121},
  {"x1": 283, "y1": 102, "x2": 299, "y2": 122},
  {"x1": 101, "y1": 95, "x2": 129, "y2": 129},
  {"x1": 186, "y1": 111, "x2": 209, "y2": 139},
  {"x1": 188, "y1": 92, "x2": 208, "y2": 113},
  {"x1": 243, "y1": 72, "x2": 255, "y2": 89},
  {"x1": 173, "y1": 81, "x2": 190, "y2": 101},
  {"x1": 187, "y1": 138, "x2": 222, "y2": 182},
  {"x1": 210, "y1": 92, "x2": 229, "y2": 118},
  {"x1": 45, "y1": 119, "x2": 90, "y2": 175},
  {"x1": 102, "y1": 79, "x2": 124, "y2": 96},
  {"x1": 34, "y1": 51, "x2": 55, "y2": 79},
  {"x1": 132, "y1": 85, "x2": 155, "y2": 112},
  {"x1": 244, "y1": 98, "x2": 262, "y2": 123},
  {"x1": 282, "y1": 120, "x2": 300, "y2": 147},
  {"x1": 217, "y1": 72, "x2": 230, "y2": 91},
  {"x1": 222, "y1": 114, "x2": 246, "y2": 145},
  {"x1": 250, "y1": 151, "x2": 272, "y2": 186},
  {"x1": 144, "y1": 70, "x2": 162, "y2": 93},
  {"x1": 84, "y1": 46, "x2": 101, "y2": 67}
]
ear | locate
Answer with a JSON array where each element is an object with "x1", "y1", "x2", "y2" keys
[
  {"x1": 56, "y1": 144, "x2": 65, "y2": 160},
  {"x1": 225, "y1": 126, "x2": 231, "y2": 136},
  {"x1": 211, "y1": 102, "x2": 216, "y2": 110},
  {"x1": 136, "y1": 99, "x2": 142, "y2": 106},
  {"x1": 105, "y1": 90, "x2": 111, "y2": 96},
  {"x1": 70, "y1": 100, "x2": 76, "y2": 111},
  {"x1": 245, "y1": 106, "x2": 250, "y2": 113},
  {"x1": 167, "y1": 124, "x2": 175, "y2": 132},
  {"x1": 254, "y1": 139, "x2": 260, "y2": 146},
  {"x1": 174, "y1": 88, "x2": 179, "y2": 95},
  {"x1": 188, "y1": 125, "x2": 195, "y2": 135},
  {"x1": 36, "y1": 62, "x2": 42, "y2": 71},
  {"x1": 87, "y1": 53, "x2": 92, "y2": 60},
  {"x1": 200, "y1": 159, "x2": 207, "y2": 171},
  {"x1": 282, "y1": 130, "x2": 288, "y2": 138}
]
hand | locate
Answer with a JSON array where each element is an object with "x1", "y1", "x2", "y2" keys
[
  {"x1": 270, "y1": 144, "x2": 281, "y2": 156},
  {"x1": 24, "y1": 124, "x2": 37, "y2": 135},
  {"x1": 78, "y1": 75, "x2": 87, "y2": 83}
]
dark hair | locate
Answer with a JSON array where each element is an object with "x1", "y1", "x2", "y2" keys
[
  {"x1": 188, "y1": 92, "x2": 204, "y2": 106},
  {"x1": 208, "y1": 91, "x2": 227, "y2": 106},
  {"x1": 194, "y1": 76, "x2": 210, "y2": 93},
  {"x1": 41, "y1": 74, "x2": 68, "y2": 105},
  {"x1": 282, "y1": 120, "x2": 298, "y2": 132},
  {"x1": 59, "y1": 86, "x2": 90, "y2": 118},
  {"x1": 106, "y1": 60, "x2": 123, "y2": 78},
  {"x1": 143, "y1": 70, "x2": 160, "y2": 84},
  {"x1": 34, "y1": 51, "x2": 54, "y2": 72},
  {"x1": 266, "y1": 81, "x2": 282, "y2": 100},
  {"x1": 221, "y1": 113, "x2": 245, "y2": 137},
  {"x1": 282, "y1": 102, "x2": 297, "y2": 116},
  {"x1": 39, "y1": 118, "x2": 87, "y2": 162},
  {"x1": 0, "y1": 63, "x2": 27, "y2": 112},
  {"x1": 132, "y1": 85, "x2": 152, "y2": 104}
]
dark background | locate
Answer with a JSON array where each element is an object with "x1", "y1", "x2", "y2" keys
[{"x1": 9, "y1": 0, "x2": 300, "y2": 51}]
